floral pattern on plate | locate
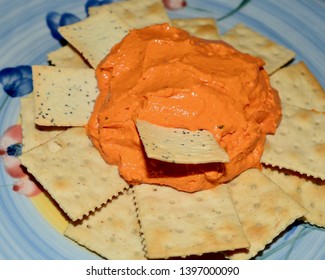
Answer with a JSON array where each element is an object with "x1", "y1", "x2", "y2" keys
[
  {"x1": 0, "y1": 0, "x2": 324, "y2": 260},
  {"x1": 0, "y1": 66, "x2": 41, "y2": 198}
]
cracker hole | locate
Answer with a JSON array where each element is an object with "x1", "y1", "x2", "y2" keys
[
  {"x1": 272, "y1": 50, "x2": 280, "y2": 56},
  {"x1": 314, "y1": 120, "x2": 321, "y2": 126},
  {"x1": 229, "y1": 181, "x2": 237, "y2": 187},
  {"x1": 101, "y1": 177, "x2": 108, "y2": 182},
  {"x1": 255, "y1": 41, "x2": 264, "y2": 47},
  {"x1": 234, "y1": 29, "x2": 246, "y2": 36},
  {"x1": 238, "y1": 43, "x2": 245, "y2": 48},
  {"x1": 293, "y1": 143, "x2": 300, "y2": 150},
  {"x1": 283, "y1": 113, "x2": 291, "y2": 120},
  {"x1": 48, "y1": 141, "x2": 63, "y2": 153},
  {"x1": 205, "y1": 225, "x2": 214, "y2": 230},
  {"x1": 308, "y1": 157, "x2": 315, "y2": 163},
  {"x1": 259, "y1": 55, "x2": 266, "y2": 61},
  {"x1": 134, "y1": 251, "x2": 141, "y2": 257},
  {"x1": 279, "y1": 130, "x2": 288, "y2": 137},
  {"x1": 311, "y1": 137, "x2": 319, "y2": 144},
  {"x1": 74, "y1": 192, "x2": 81, "y2": 199},
  {"x1": 78, "y1": 176, "x2": 86, "y2": 183},
  {"x1": 225, "y1": 235, "x2": 234, "y2": 243}
]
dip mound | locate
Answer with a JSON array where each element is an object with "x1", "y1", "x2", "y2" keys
[{"x1": 87, "y1": 24, "x2": 281, "y2": 192}]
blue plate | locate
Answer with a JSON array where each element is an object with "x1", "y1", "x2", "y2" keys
[{"x1": 1, "y1": 0, "x2": 324, "y2": 260}]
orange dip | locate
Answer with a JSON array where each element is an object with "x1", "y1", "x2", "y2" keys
[{"x1": 87, "y1": 24, "x2": 281, "y2": 192}]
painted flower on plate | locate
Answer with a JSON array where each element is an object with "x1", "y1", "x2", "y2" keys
[
  {"x1": 85, "y1": 0, "x2": 113, "y2": 15},
  {"x1": 0, "y1": 125, "x2": 41, "y2": 197},
  {"x1": 46, "y1": 12, "x2": 80, "y2": 43},
  {"x1": 163, "y1": 0, "x2": 187, "y2": 10},
  {"x1": 0, "y1": 65, "x2": 33, "y2": 98}
]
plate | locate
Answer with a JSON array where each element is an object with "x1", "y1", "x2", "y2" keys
[{"x1": 0, "y1": 0, "x2": 324, "y2": 260}]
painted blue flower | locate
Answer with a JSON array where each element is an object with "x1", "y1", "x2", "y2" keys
[
  {"x1": 46, "y1": 12, "x2": 80, "y2": 43},
  {"x1": 85, "y1": 0, "x2": 113, "y2": 15},
  {"x1": 0, "y1": 65, "x2": 33, "y2": 98},
  {"x1": 7, "y1": 143, "x2": 22, "y2": 157}
]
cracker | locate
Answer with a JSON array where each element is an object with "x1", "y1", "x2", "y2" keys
[
  {"x1": 20, "y1": 95, "x2": 65, "y2": 152},
  {"x1": 48, "y1": 45, "x2": 90, "y2": 68},
  {"x1": 270, "y1": 61, "x2": 325, "y2": 112},
  {"x1": 59, "y1": 11, "x2": 129, "y2": 68},
  {"x1": 88, "y1": 0, "x2": 171, "y2": 28},
  {"x1": 32, "y1": 65, "x2": 98, "y2": 127},
  {"x1": 65, "y1": 189, "x2": 145, "y2": 260},
  {"x1": 261, "y1": 103, "x2": 325, "y2": 180},
  {"x1": 19, "y1": 127, "x2": 129, "y2": 221},
  {"x1": 136, "y1": 120, "x2": 229, "y2": 164},
  {"x1": 134, "y1": 183, "x2": 249, "y2": 259},
  {"x1": 225, "y1": 168, "x2": 307, "y2": 260},
  {"x1": 262, "y1": 167, "x2": 325, "y2": 228},
  {"x1": 221, "y1": 23, "x2": 295, "y2": 74},
  {"x1": 171, "y1": 18, "x2": 220, "y2": 40}
]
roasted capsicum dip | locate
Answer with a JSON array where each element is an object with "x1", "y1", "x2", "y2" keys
[{"x1": 87, "y1": 23, "x2": 282, "y2": 192}]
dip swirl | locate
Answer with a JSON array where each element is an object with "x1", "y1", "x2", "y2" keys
[{"x1": 87, "y1": 24, "x2": 281, "y2": 192}]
